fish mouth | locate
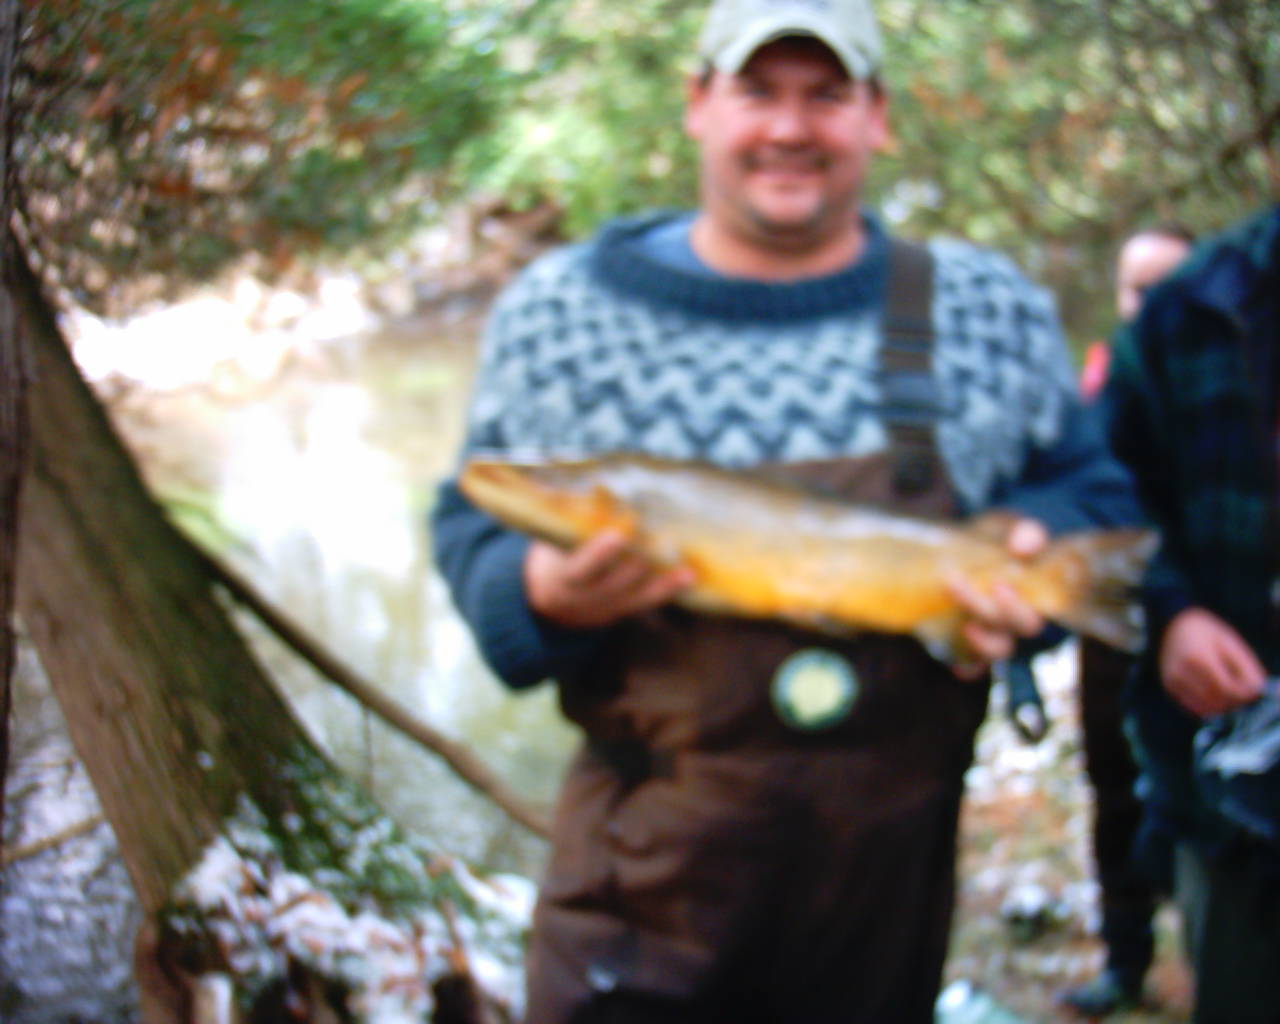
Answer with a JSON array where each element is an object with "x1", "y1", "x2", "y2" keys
[{"x1": 465, "y1": 458, "x2": 591, "y2": 495}]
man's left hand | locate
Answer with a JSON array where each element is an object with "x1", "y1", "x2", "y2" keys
[{"x1": 948, "y1": 518, "x2": 1048, "y2": 679}]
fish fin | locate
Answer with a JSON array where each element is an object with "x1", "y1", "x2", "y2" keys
[
  {"x1": 1041, "y1": 528, "x2": 1158, "y2": 653},
  {"x1": 913, "y1": 612, "x2": 967, "y2": 666},
  {"x1": 802, "y1": 614, "x2": 864, "y2": 638}
]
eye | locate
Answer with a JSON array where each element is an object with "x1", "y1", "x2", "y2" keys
[
  {"x1": 738, "y1": 79, "x2": 773, "y2": 100},
  {"x1": 813, "y1": 85, "x2": 852, "y2": 104}
]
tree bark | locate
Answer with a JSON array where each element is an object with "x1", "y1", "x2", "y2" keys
[{"x1": 13, "y1": 238, "x2": 316, "y2": 910}]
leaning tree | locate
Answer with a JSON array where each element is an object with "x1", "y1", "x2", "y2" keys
[{"x1": 4, "y1": 0, "x2": 540, "y2": 1019}]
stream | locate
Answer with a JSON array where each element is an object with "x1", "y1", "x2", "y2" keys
[{"x1": 1, "y1": 266, "x2": 1188, "y2": 1023}]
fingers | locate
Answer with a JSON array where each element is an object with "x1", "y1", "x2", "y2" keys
[
  {"x1": 1159, "y1": 608, "x2": 1266, "y2": 717},
  {"x1": 947, "y1": 516, "x2": 1048, "y2": 677},
  {"x1": 1006, "y1": 518, "x2": 1049, "y2": 559},
  {"x1": 561, "y1": 531, "x2": 651, "y2": 591},
  {"x1": 949, "y1": 573, "x2": 1044, "y2": 654},
  {"x1": 525, "y1": 533, "x2": 694, "y2": 629}
]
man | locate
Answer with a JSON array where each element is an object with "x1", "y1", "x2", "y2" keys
[
  {"x1": 1081, "y1": 226, "x2": 1195, "y2": 401},
  {"x1": 1060, "y1": 224, "x2": 1193, "y2": 1017},
  {"x1": 433, "y1": 1, "x2": 1139, "y2": 1020},
  {"x1": 1102, "y1": 205, "x2": 1279, "y2": 1024}
]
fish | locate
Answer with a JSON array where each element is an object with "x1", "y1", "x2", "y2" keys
[{"x1": 458, "y1": 453, "x2": 1157, "y2": 664}]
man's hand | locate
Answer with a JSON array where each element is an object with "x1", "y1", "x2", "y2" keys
[
  {"x1": 948, "y1": 518, "x2": 1049, "y2": 679},
  {"x1": 1159, "y1": 607, "x2": 1265, "y2": 718},
  {"x1": 525, "y1": 532, "x2": 695, "y2": 629}
]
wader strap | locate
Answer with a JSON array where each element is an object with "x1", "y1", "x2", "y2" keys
[
  {"x1": 883, "y1": 239, "x2": 942, "y2": 495},
  {"x1": 588, "y1": 737, "x2": 675, "y2": 788}
]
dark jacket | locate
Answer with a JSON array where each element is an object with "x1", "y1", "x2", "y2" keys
[{"x1": 1102, "y1": 204, "x2": 1280, "y2": 863}]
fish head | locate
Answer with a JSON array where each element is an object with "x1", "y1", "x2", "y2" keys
[{"x1": 459, "y1": 457, "x2": 640, "y2": 548}]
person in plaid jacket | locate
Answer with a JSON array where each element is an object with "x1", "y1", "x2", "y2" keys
[{"x1": 1102, "y1": 204, "x2": 1280, "y2": 1024}]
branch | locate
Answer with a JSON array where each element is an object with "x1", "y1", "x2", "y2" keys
[
  {"x1": 2, "y1": 814, "x2": 104, "y2": 866},
  {"x1": 186, "y1": 539, "x2": 553, "y2": 840},
  {"x1": 1115, "y1": 97, "x2": 1280, "y2": 228}
]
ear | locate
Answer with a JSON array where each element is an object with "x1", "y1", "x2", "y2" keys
[
  {"x1": 684, "y1": 70, "x2": 712, "y2": 141},
  {"x1": 865, "y1": 85, "x2": 892, "y2": 153}
]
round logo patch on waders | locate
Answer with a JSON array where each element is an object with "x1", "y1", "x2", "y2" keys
[{"x1": 770, "y1": 648, "x2": 860, "y2": 731}]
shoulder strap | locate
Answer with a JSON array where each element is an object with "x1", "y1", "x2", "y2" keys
[{"x1": 882, "y1": 238, "x2": 942, "y2": 495}]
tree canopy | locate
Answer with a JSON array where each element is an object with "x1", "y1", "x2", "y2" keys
[
  {"x1": 468, "y1": 0, "x2": 1278, "y2": 341},
  {"x1": 16, "y1": 0, "x2": 1279, "y2": 337},
  {"x1": 18, "y1": 0, "x2": 506, "y2": 314}
]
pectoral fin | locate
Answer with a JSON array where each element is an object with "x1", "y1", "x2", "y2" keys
[{"x1": 913, "y1": 612, "x2": 967, "y2": 667}]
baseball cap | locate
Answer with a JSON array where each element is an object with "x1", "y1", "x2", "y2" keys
[{"x1": 698, "y1": 0, "x2": 883, "y2": 80}]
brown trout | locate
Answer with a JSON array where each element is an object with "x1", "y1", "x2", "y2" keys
[{"x1": 459, "y1": 454, "x2": 1156, "y2": 662}]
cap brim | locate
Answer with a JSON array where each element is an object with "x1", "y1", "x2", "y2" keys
[{"x1": 710, "y1": 14, "x2": 870, "y2": 79}]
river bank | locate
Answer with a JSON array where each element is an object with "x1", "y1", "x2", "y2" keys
[{"x1": 5, "y1": 255, "x2": 1193, "y2": 1022}]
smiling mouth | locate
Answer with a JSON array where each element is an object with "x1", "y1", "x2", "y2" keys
[{"x1": 746, "y1": 153, "x2": 826, "y2": 178}]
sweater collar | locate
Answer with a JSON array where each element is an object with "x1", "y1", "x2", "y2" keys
[{"x1": 588, "y1": 209, "x2": 891, "y2": 323}]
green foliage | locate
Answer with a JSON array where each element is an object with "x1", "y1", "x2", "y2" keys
[
  {"x1": 457, "y1": 0, "x2": 704, "y2": 233},
  {"x1": 17, "y1": 0, "x2": 1279, "y2": 342},
  {"x1": 874, "y1": 0, "x2": 1280, "y2": 341},
  {"x1": 18, "y1": 0, "x2": 508, "y2": 313},
  {"x1": 467, "y1": 0, "x2": 1278, "y2": 345}
]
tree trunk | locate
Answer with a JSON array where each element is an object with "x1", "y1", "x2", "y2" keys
[
  {"x1": 13, "y1": 237, "x2": 311, "y2": 911},
  {"x1": 0, "y1": 0, "x2": 25, "y2": 855},
  {"x1": 11, "y1": 242, "x2": 526, "y2": 1022}
]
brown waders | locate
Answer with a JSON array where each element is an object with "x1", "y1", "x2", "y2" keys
[{"x1": 524, "y1": 243, "x2": 992, "y2": 1024}]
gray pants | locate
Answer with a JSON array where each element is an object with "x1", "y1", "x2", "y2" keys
[{"x1": 1175, "y1": 843, "x2": 1280, "y2": 1024}]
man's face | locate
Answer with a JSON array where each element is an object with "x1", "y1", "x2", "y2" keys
[
  {"x1": 1116, "y1": 232, "x2": 1192, "y2": 323},
  {"x1": 685, "y1": 37, "x2": 888, "y2": 254}
]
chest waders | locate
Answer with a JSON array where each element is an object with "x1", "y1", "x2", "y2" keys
[{"x1": 524, "y1": 242, "x2": 992, "y2": 1024}]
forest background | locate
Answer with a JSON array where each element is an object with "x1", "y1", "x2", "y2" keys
[
  {"x1": 2, "y1": 0, "x2": 1278, "y2": 1021},
  {"x1": 20, "y1": 0, "x2": 1280, "y2": 337}
]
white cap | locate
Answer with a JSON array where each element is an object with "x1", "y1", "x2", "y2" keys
[{"x1": 698, "y1": 0, "x2": 883, "y2": 79}]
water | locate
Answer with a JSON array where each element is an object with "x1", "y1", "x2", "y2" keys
[
  {"x1": 3, "y1": 285, "x2": 579, "y2": 1020},
  {"x1": 0, "y1": 276, "x2": 1149, "y2": 1021}
]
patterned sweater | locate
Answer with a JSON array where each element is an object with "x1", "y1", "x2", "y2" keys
[{"x1": 432, "y1": 211, "x2": 1140, "y2": 689}]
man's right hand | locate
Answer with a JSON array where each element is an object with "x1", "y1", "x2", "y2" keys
[
  {"x1": 524, "y1": 532, "x2": 695, "y2": 629},
  {"x1": 1159, "y1": 607, "x2": 1266, "y2": 718}
]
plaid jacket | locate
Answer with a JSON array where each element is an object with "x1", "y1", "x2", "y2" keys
[{"x1": 1103, "y1": 204, "x2": 1280, "y2": 854}]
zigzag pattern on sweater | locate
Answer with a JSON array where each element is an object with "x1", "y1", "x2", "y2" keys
[{"x1": 465, "y1": 228, "x2": 1075, "y2": 513}]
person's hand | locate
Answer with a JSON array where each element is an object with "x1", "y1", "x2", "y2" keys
[
  {"x1": 948, "y1": 518, "x2": 1049, "y2": 679},
  {"x1": 1158, "y1": 607, "x2": 1265, "y2": 718},
  {"x1": 524, "y1": 532, "x2": 695, "y2": 629}
]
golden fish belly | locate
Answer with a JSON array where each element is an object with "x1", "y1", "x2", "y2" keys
[
  {"x1": 459, "y1": 454, "x2": 1154, "y2": 654},
  {"x1": 654, "y1": 518, "x2": 1022, "y2": 633}
]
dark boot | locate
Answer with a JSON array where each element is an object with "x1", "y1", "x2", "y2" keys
[
  {"x1": 1057, "y1": 966, "x2": 1144, "y2": 1017},
  {"x1": 1059, "y1": 899, "x2": 1153, "y2": 1017}
]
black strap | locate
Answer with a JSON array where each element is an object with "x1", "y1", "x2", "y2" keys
[
  {"x1": 882, "y1": 239, "x2": 941, "y2": 495},
  {"x1": 588, "y1": 737, "x2": 674, "y2": 788}
]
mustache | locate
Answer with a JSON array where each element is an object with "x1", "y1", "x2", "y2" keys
[{"x1": 744, "y1": 149, "x2": 828, "y2": 173}]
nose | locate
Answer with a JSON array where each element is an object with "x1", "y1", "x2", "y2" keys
[{"x1": 761, "y1": 98, "x2": 813, "y2": 145}]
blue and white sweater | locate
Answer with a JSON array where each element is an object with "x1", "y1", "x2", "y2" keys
[{"x1": 432, "y1": 211, "x2": 1139, "y2": 689}]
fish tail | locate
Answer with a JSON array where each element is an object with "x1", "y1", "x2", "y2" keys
[{"x1": 1040, "y1": 528, "x2": 1158, "y2": 653}]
